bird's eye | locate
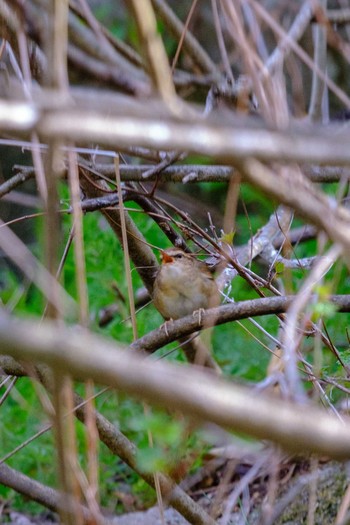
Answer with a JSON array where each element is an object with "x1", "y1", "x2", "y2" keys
[{"x1": 174, "y1": 253, "x2": 183, "y2": 259}]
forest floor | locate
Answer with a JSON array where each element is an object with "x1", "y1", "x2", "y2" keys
[{"x1": 3, "y1": 459, "x2": 349, "y2": 524}]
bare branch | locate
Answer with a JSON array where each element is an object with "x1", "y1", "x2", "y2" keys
[
  {"x1": 2, "y1": 315, "x2": 350, "y2": 459},
  {"x1": 0, "y1": 463, "x2": 99, "y2": 522},
  {"x1": 2, "y1": 99, "x2": 350, "y2": 165},
  {"x1": 4, "y1": 163, "x2": 350, "y2": 199},
  {"x1": 130, "y1": 295, "x2": 350, "y2": 354}
]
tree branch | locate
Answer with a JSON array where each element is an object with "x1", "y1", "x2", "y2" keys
[
  {"x1": 2, "y1": 314, "x2": 350, "y2": 459},
  {"x1": 2, "y1": 96, "x2": 350, "y2": 165},
  {"x1": 130, "y1": 295, "x2": 350, "y2": 354},
  {"x1": 0, "y1": 463, "x2": 100, "y2": 523}
]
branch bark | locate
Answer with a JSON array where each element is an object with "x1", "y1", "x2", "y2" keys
[
  {"x1": 130, "y1": 295, "x2": 350, "y2": 353},
  {"x1": 0, "y1": 463, "x2": 99, "y2": 522},
  {"x1": 1, "y1": 314, "x2": 350, "y2": 460},
  {"x1": 2, "y1": 96, "x2": 350, "y2": 165}
]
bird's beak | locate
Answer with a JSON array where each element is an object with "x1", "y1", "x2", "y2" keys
[{"x1": 161, "y1": 251, "x2": 173, "y2": 264}]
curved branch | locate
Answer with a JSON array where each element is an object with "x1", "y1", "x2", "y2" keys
[
  {"x1": 1, "y1": 315, "x2": 350, "y2": 459},
  {"x1": 131, "y1": 295, "x2": 350, "y2": 354},
  {"x1": 0, "y1": 463, "x2": 98, "y2": 522}
]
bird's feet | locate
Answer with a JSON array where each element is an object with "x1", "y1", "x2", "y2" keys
[
  {"x1": 160, "y1": 318, "x2": 174, "y2": 337},
  {"x1": 193, "y1": 308, "x2": 205, "y2": 327}
]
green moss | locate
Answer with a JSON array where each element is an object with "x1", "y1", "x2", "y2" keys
[{"x1": 275, "y1": 463, "x2": 348, "y2": 525}]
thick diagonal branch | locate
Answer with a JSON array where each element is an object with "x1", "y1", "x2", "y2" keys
[{"x1": 1, "y1": 315, "x2": 350, "y2": 460}]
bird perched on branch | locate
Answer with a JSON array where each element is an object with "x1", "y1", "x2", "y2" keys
[{"x1": 152, "y1": 247, "x2": 220, "y2": 320}]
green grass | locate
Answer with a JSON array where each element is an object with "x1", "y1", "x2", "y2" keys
[{"x1": 1, "y1": 186, "x2": 350, "y2": 515}]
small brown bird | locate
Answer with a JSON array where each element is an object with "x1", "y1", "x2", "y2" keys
[{"x1": 152, "y1": 248, "x2": 220, "y2": 320}]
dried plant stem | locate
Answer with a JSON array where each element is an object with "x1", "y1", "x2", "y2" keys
[
  {"x1": 151, "y1": 0, "x2": 217, "y2": 74},
  {"x1": 282, "y1": 244, "x2": 342, "y2": 401},
  {"x1": 250, "y1": 0, "x2": 350, "y2": 108},
  {"x1": 309, "y1": 0, "x2": 328, "y2": 121},
  {"x1": 128, "y1": 0, "x2": 177, "y2": 107}
]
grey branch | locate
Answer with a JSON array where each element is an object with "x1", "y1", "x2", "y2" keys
[
  {"x1": 0, "y1": 463, "x2": 101, "y2": 522},
  {"x1": 130, "y1": 295, "x2": 350, "y2": 354},
  {"x1": 2, "y1": 96, "x2": 350, "y2": 165}
]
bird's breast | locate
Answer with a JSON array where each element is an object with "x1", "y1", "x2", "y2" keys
[{"x1": 153, "y1": 264, "x2": 217, "y2": 319}]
